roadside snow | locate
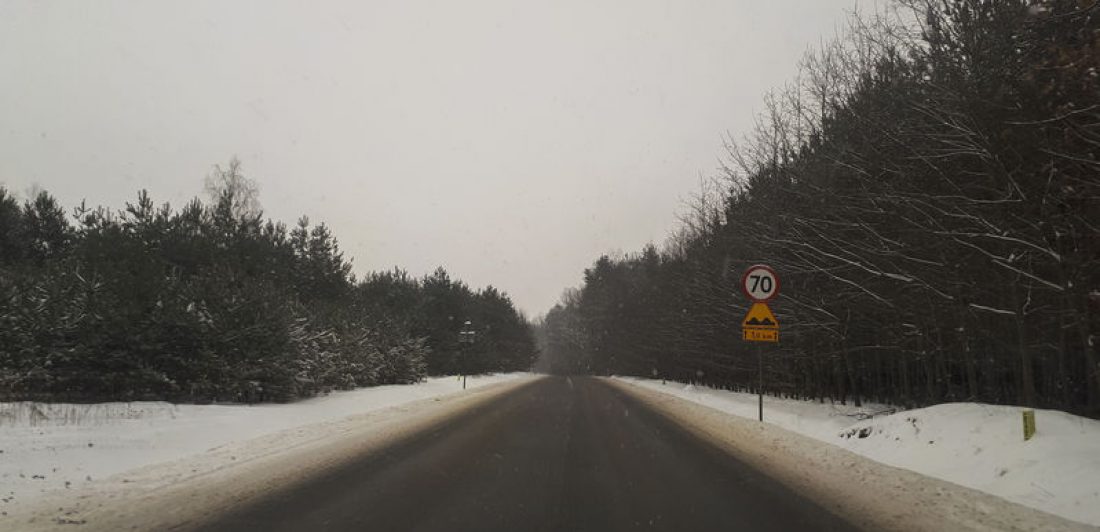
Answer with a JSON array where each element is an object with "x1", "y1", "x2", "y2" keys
[
  {"x1": 613, "y1": 377, "x2": 1100, "y2": 527},
  {"x1": 0, "y1": 374, "x2": 527, "y2": 519}
]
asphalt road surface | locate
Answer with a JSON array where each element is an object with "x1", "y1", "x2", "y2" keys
[{"x1": 196, "y1": 376, "x2": 856, "y2": 532}]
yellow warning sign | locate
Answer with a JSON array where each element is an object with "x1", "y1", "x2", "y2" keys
[
  {"x1": 742, "y1": 303, "x2": 778, "y2": 328},
  {"x1": 742, "y1": 302, "x2": 779, "y2": 343}
]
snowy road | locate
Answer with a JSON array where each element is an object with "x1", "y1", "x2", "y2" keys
[{"x1": 194, "y1": 376, "x2": 855, "y2": 531}]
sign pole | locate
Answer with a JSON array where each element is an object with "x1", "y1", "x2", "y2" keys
[
  {"x1": 459, "y1": 320, "x2": 474, "y2": 390},
  {"x1": 758, "y1": 344, "x2": 763, "y2": 422}
]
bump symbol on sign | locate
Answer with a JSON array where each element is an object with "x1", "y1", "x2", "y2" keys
[{"x1": 744, "y1": 316, "x2": 776, "y2": 326}]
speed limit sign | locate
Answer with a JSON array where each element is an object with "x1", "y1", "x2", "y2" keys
[{"x1": 741, "y1": 264, "x2": 779, "y2": 302}]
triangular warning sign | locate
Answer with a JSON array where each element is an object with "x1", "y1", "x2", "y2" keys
[{"x1": 741, "y1": 302, "x2": 778, "y2": 329}]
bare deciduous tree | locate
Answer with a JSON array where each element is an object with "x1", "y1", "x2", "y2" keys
[{"x1": 204, "y1": 156, "x2": 261, "y2": 219}]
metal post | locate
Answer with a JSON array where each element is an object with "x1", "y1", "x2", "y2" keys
[
  {"x1": 459, "y1": 321, "x2": 473, "y2": 390},
  {"x1": 758, "y1": 344, "x2": 763, "y2": 422}
]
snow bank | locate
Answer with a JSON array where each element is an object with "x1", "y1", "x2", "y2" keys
[
  {"x1": 613, "y1": 377, "x2": 1100, "y2": 527},
  {"x1": 0, "y1": 374, "x2": 527, "y2": 517},
  {"x1": 838, "y1": 403, "x2": 1100, "y2": 526}
]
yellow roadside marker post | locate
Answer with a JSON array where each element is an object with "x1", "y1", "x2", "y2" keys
[{"x1": 1023, "y1": 410, "x2": 1036, "y2": 441}]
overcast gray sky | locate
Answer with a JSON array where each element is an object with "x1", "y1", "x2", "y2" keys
[{"x1": 1, "y1": 0, "x2": 874, "y2": 316}]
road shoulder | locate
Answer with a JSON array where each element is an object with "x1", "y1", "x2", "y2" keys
[
  {"x1": 9, "y1": 376, "x2": 542, "y2": 532},
  {"x1": 606, "y1": 378, "x2": 1096, "y2": 532}
]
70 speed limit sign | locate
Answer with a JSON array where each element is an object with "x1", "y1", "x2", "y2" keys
[{"x1": 741, "y1": 264, "x2": 779, "y2": 302}]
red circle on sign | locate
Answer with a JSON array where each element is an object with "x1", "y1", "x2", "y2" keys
[{"x1": 741, "y1": 264, "x2": 780, "y2": 302}]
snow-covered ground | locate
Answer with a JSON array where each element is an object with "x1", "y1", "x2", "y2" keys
[
  {"x1": 0, "y1": 374, "x2": 527, "y2": 519},
  {"x1": 613, "y1": 377, "x2": 1100, "y2": 527}
]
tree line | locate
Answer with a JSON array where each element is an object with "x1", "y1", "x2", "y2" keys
[
  {"x1": 536, "y1": 0, "x2": 1100, "y2": 416},
  {"x1": 0, "y1": 161, "x2": 536, "y2": 403}
]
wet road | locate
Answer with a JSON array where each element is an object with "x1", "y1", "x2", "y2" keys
[{"x1": 196, "y1": 376, "x2": 855, "y2": 532}]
